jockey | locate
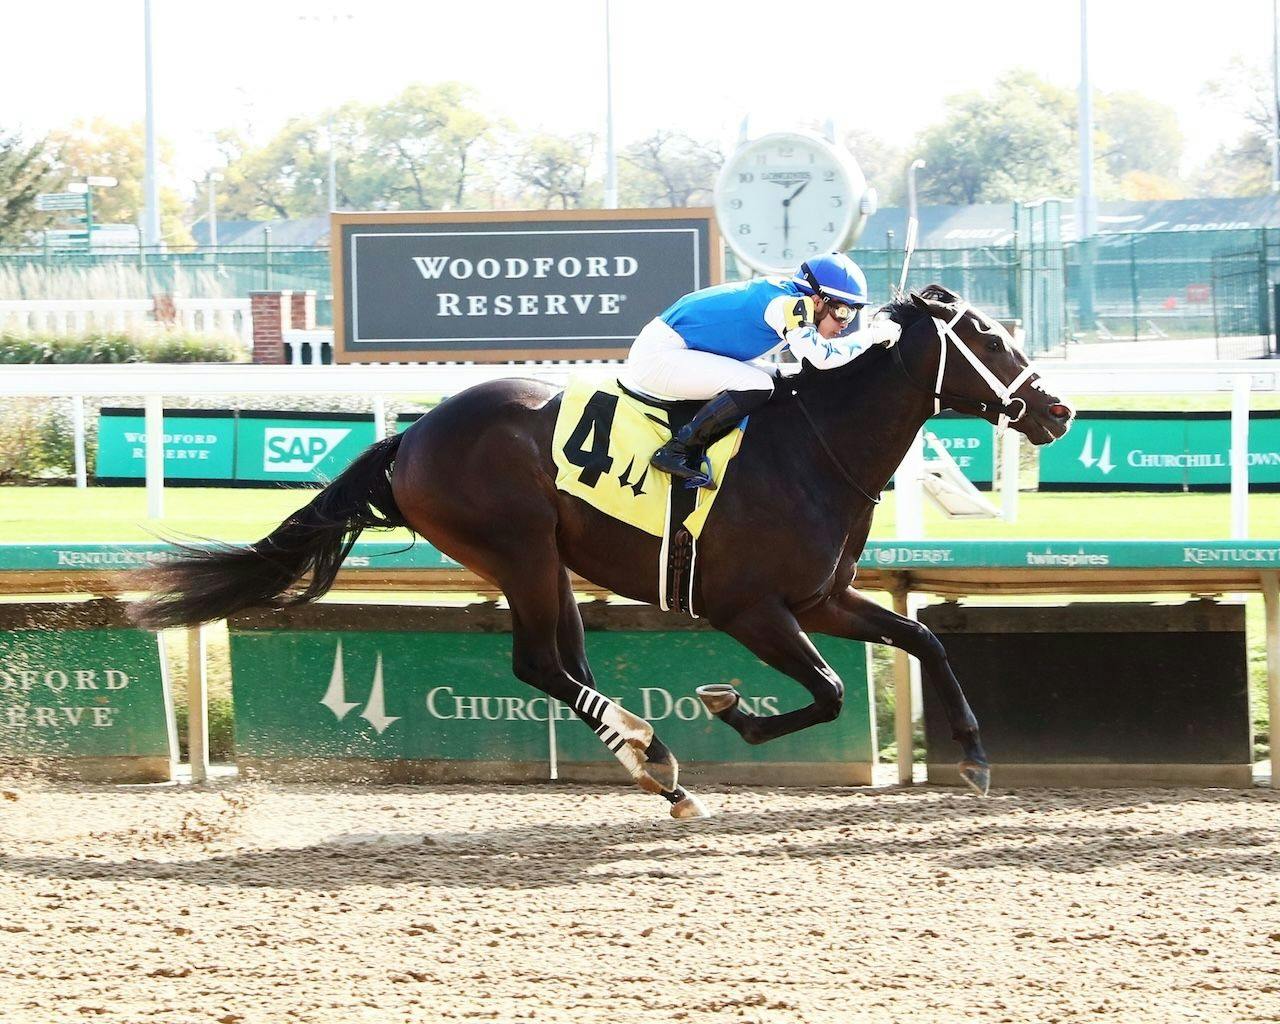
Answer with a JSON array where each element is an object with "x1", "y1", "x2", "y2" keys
[{"x1": 620, "y1": 252, "x2": 901, "y2": 489}]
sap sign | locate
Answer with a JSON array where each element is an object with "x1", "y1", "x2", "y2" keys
[
  {"x1": 235, "y1": 413, "x2": 375, "y2": 484},
  {"x1": 263, "y1": 428, "x2": 352, "y2": 473}
]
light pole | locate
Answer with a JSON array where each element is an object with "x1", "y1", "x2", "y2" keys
[
  {"x1": 206, "y1": 171, "x2": 222, "y2": 251},
  {"x1": 1077, "y1": 0, "x2": 1097, "y2": 329},
  {"x1": 603, "y1": 0, "x2": 618, "y2": 209},
  {"x1": 298, "y1": 10, "x2": 353, "y2": 213},
  {"x1": 142, "y1": 0, "x2": 161, "y2": 247},
  {"x1": 899, "y1": 159, "x2": 925, "y2": 294},
  {"x1": 1272, "y1": 0, "x2": 1279, "y2": 192}
]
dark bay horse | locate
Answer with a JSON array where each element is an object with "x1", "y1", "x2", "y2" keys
[{"x1": 134, "y1": 285, "x2": 1073, "y2": 818}]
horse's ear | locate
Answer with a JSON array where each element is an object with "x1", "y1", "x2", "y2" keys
[
  {"x1": 908, "y1": 291, "x2": 932, "y2": 312},
  {"x1": 918, "y1": 283, "x2": 960, "y2": 304}
]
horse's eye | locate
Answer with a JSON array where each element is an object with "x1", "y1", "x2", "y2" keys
[{"x1": 986, "y1": 339, "x2": 1002, "y2": 352}]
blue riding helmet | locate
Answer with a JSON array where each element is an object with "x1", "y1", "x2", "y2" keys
[{"x1": 793, "y1": 253, "x2": 869, "y2": 308}]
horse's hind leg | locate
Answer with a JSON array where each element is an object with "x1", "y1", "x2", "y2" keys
[
  {"x1": 503, "y1": 554, "x2": 683, "y2": 804},
  {"x1": 552, "y1": 569, "x2": 708, "y2": 820}
]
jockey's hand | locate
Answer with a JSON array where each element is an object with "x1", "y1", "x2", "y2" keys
[{"x1": 864, "y1": 319, "x2": 902, "y2": 347}]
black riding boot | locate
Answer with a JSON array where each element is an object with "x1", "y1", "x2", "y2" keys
[{"x1": 650, "y1": 389, "x2": 770, "y2": 490}]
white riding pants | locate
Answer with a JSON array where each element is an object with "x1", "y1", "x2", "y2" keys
[{"x1": 618, "y1": 318, "x2": 775, "y2": 401}]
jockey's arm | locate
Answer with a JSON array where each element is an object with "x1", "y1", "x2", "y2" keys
[{"x1": 763, "y1": 295, "x2": 901, "y2": 370}]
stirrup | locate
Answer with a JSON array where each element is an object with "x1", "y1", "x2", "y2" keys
[{"x1": 683, "y1": 454, "x2": 715, "y2": 490}]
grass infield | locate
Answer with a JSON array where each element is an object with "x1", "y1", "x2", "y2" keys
[{"x1": 2, "y1": 485, "x2": 1278, "y2": 542}]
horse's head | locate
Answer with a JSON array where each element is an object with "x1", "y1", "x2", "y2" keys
[{"x1": 888, "y1": 284, "x2": 1074, "y2": 446}]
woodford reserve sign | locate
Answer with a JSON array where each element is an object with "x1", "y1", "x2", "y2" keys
[{"x1": 330, "y1": 209, "x2": 721, "y2": 363}]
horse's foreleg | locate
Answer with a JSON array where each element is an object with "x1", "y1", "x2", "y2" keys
[
  {"x1": 800, "y1": 588, "x2": 990, "y2": 795},
  {"x1": 506, "y1": 560, "x2": 700, "y2": 815},
  {"x1": 702, "y1": 600, "x2": 845, "y2": 744}
]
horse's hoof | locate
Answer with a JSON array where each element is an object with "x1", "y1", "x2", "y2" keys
[
  {"x1": 669, "y1": 791, "x2": 712, "y2": 820},
  {"x1": 696, "y1": 683, "x2": 740, "y2": 715},
  {"x1": 959, "y1": 761, "x2": 990, "y2": 796}
]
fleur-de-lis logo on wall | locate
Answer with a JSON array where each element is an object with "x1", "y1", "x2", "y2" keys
[{"x1": 319, "y1": 640, "x2": 400, "y2": 735}]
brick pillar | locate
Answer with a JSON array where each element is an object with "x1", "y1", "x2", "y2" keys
[
  {"x1": 249, "y1": 290, "x2": 293, "y2": 364},
  {"x1": 290, "y1": 290, "x2": 316, "y2": 331}
]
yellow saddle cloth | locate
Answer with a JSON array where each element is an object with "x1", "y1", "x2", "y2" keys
[{"x1": 551, "y1": 377, "x2": 745, "y2": 539}]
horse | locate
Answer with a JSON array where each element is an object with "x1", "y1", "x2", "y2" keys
[{"x1": 133, "y1": 284, "x2": 1074, "y2": 819}]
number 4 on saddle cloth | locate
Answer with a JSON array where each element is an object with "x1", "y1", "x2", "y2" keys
[{"x1": 551, "y1": 377, "x2": 748, "y2": 617}]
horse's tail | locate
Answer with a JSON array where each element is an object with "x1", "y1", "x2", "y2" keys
[{"x1": 131, "y1": 434, "x2": 406, "y2": 629}]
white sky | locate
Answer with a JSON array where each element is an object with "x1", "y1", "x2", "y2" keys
[{"x1": 2, "y1": 0, "x2": 1273, "y2": 198}]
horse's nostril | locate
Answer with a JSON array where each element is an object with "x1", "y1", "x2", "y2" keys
[{"x1": 1048, "y1": 403, "x2": 1071, "y2": 420}]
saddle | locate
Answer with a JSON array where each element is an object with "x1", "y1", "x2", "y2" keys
[{"x1": 550, "y1": 378, "x2": 747, "y2": 617}]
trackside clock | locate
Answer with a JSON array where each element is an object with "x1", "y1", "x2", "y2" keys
[{"x1": 714, "y1": 130, "x2": 876, "y2": 274}]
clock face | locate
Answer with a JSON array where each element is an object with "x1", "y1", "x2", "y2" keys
[{"x1": 714, "y1": 132, "x2": 859, "y2": 274}]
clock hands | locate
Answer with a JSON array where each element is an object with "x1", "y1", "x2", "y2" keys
[{"x1": 781, "y1": 180, "x2": 809, "y2": 247}]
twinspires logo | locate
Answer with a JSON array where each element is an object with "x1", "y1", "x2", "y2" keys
[{"x1": 264, "y1": 427, "x2": 351, "y2": 473}]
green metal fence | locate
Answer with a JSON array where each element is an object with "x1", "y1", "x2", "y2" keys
[
  {"x1": 0, "y1": 245, "x2": 333, "y2": 324},
  {"x1": 4, "y1": 226, "x2": 1280, "y2": 354},
  {"x1": 859, "y1": 226, "x2": 1280, "y2": 354}
]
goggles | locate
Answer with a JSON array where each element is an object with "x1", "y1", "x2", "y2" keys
[{"x1": 823, "y1": 298, "x2": 862, "y2": 324}]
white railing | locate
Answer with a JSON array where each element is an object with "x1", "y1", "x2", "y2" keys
[
  {"x1": 0, "y1": 298, "x2": 251, "y2": 349},
  {"x1": 174, "y1": 299, "x2": 252, "y2": 348},
  {"x1": 2, "y1": 359, "x2": 1277, "y2": 533},
  {"x1": 283, "y1": 329, "x2": 331, "y2": 365}
]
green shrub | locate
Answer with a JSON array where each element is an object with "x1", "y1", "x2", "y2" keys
[
  {"x1": 0, "y1": 400, "x2": 75, "y2": 479},
  {"x1": 0, "y1": 329, "x2": 245, "y2": 364}
]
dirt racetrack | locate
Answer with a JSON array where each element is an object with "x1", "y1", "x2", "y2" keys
[{"x1": 2, "y1": 777, "x2": 1279, "y2": 1024}]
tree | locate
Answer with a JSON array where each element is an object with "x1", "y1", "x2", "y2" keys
[
  {"x1": 0, "y1": 132, "x2": 58, "y2": 245},
  {"x1": 211, "y1": 83, "x2": 497, "y2": 218},
  {"x1": 843, "y1": 130, "x2": 906, "y2": 207},
  {"x1": 1193, "y1": 58, "x2": 1275, "y2": 196},
  {"x1": 512, "y1": 133, "x2": 598, "y2": 209},
  {"x1": 912, "y1": 70, "x2": 1080, "y2": 205},
  {"x1": 1096, "y1": 91, "x2": 1183, "y2": 181},
  {"x1": 1118, "y1": 170, "x2": 1187, "y2": 201},
  {"x1": 47, "y1": 118, "x2": 191, "y2": 244},
  {"x1": 1192, "y1": 134, "x2": 1271, "y2": 197},
  {"x1": 618, "y1": 131, "x2": 721, "y2": 207},
  {"x1": 212, "y1": 116, "x2": 338, "y2": 219},
  {"x1": 365, "y1": 83, "x2": 494, "y2": 209}
]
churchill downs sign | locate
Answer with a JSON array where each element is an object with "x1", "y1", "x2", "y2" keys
[{"x1": 330, "y1": 209, "x2": 721, "y2": 363}]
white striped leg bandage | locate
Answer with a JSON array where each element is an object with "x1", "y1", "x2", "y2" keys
[{"x1": 573, "y1": 686, "x2": 651, "y2": 755}]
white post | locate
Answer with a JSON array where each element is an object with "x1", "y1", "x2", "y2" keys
[
  {"x1": 891, "y1": 579, "x2": 914, "y2": 786},
  {"x1": 547, "y1": 699, "x2": 559, "y2": 780},
  {"x1": 1263, "y1": 571, "x2": 1280, "y2": 788},
  {"x1": 144, "y1": 393, "x2": 164, "y2": 519},
  {"x1": 1077, "y1": 0, "x2": 1096, "y2": 240},
  {"x1": 142, "y1": 0, "x2": 161, "y2": 247},
  {"x1": 207, "y1": 173, "x2": 219, "y2": 250},
  {"x1": 372, "y1": 396, "x2": 387, "y2": 439},
  {"x1": 1001, "y1": 427, "x2": 1020, "y2": 522},
  {"x1": 186, "y1": 625, "x2": 209, "y2": 784},
  {"x1": 602, "y1": 0, "x2": 618, "y2": 209},
  {"x1": 1231, "y1": 374, "x2": 1251, "y2": 539},
  {"x1": 71, "y1": 395, "x2": 87, "y2": 489},
  {"x1": 896, "y1": 428, "x2": 926, "y2": 538}
]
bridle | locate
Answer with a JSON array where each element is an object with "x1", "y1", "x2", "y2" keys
[
  {"x1": 892, "y1": 301, "x2": 1039, "y2": 431},
  {"x1": 790, "y1": 297, "x2": 1041, "y2": 503}
]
